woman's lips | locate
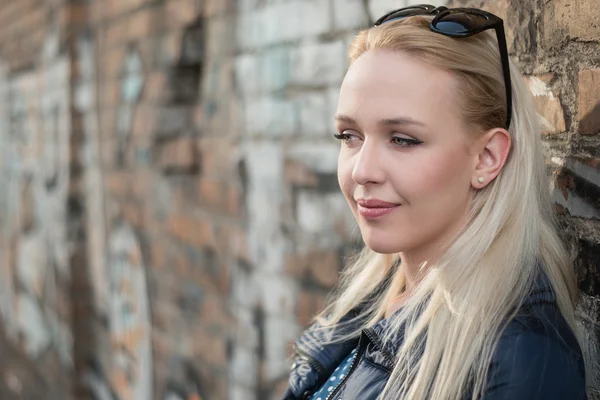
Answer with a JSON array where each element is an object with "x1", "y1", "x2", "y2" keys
[{"x1": 356, "y1": 199, "x2": 401, "y2": 219}]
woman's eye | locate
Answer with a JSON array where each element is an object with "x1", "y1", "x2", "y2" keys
[
  {"x1": 391, "y1": 136, "x2": 422, "y2": 147},
  {"x1": 333, "y1": 132, "x2": 359, "y2": 144}
]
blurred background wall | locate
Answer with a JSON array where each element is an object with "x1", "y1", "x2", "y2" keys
[{"x1": 0, "y1": 0, "x2": 597, "y2": 399}]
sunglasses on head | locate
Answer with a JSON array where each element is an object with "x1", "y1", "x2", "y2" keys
[{"x1": 374, "y1": 4, "x2": 512, "y2": 130}]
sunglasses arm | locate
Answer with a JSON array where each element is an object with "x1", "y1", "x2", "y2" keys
[{"x1": 495, "y1": 23, "x2": 512, "y2": 130}]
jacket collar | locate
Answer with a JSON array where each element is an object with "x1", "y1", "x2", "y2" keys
[
  {"x1": 366, "y1": 266, "x2": 557, "y2": 366},
  {"x1": 288, "y1": 266, "x2": 556, "y2": 397}
]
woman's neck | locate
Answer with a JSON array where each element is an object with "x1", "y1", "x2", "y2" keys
[{"x1": 399, "y1": 252, "x2": 435, "y2": 292}]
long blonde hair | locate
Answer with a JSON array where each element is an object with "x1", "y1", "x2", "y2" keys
[{"x1": 314, "y1": 16, "x2": 590, "y2": 399}]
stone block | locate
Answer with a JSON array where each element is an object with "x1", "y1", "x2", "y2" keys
[
  {"x1": 235, "y1": 54, "x2": 261, "y2": 97},
  {"x1": 259, "y1": 274, "x2": 297, "y2": 316},
  {"x1": 296, "y1": 190, "x2": 347, "y2": 234},
  {"x1": 368, "y1": 0, "x2": 405, "y2": 20},
  {"x1": 332, "y1": 0, "x2": 369, "y2": 31},
  {"x1": 263, "y1": 1, "x2": 332, "y2": 45},
  {"x1": 261, "y1": 46, "x2": 291, "y2": 92},
  {"x1": 243, "y1": 96, "x2": 297, "y2": 137},
  {"x1": 296, "y1": 92, "x2": 331, "y2": 136},
  {"x1": 16, "y1": 294, "x2": 51, "y2": 357},
  {"x1": 524, "y1": 74, "x2": 566, "y2": 135},
  {"x1": 287, "y1": 143, "x2": 340, "y2": 174},
  {"x1": 290, "y1": 40, "x2": 346, "y2": 86},
  {"x1": 230, "y1": 347, "x2": 259, "y2": 387},
  {"x1": 578, "y1": 69, "x2": 600, "y2": 135},
  {"x1": 205, "y1": 14, "x2": 236, "y2": 59},
  {"x1": 235, "y1": 10, "x2": 264, "y2": 50},
  {"x1": 553, "y1": 158, "x2": 600, "y2": 220},
  {"x1": 264, "y1": 316, "x2": 299, "y2": 380},
  {"x1": 16, "y1": 236, "x2": 46, "y2": 297}
]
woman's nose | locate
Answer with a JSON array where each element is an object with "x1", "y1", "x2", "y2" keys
[{"x1": 351, "y1": 139, "x2": 385, "y2": 185}]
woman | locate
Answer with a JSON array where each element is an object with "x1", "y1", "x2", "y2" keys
[{"x1": 282, "y1": 5, "x2": 589, "y2": 400}]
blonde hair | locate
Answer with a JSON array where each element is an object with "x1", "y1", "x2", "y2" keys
[{"x1": 313, "y1": 16, "x2": 591, "y2": 399}]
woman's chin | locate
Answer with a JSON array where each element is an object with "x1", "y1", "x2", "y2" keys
[{"x1": 362, "y1": 237, "x2": 405, "y2": 254}]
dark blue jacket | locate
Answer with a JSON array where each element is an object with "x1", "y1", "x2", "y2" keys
[{"x1": 282, "y1": 274, "x2": 587, "y2": 400}]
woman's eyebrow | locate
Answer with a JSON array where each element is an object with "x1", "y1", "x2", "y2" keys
[
  {"x1": 335, "y1": 114, "x2": 426, "y2": 127},
  {"x1": 335, "y1": 114, "x2": 357, "y2": 124},
  {"x1": 379, "y1": 117, "x2": 426, "y2": 127}
]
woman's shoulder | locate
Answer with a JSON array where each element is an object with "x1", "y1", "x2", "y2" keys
[{"x1": 485, "y1": 304, "x2": 587, "y2": 399}]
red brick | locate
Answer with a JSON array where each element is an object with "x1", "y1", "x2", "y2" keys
[
  {"x1": 204, "y1": 0, "x2": 236, "y2": 17},
  {"x1": 286, "y1": 251, "x2": 340, "y2": 288},
  {"x1": 285, "y1": 159, "x2": 318, "y2": 187},
  {"x1": 128, "y1": 7, "x2": 163, "y2": 41},
  {"x1": 105, "y1": 18, "x2": 128, "y2": 46},
  {"x1": 295, "y1": 291, "x2": 326, "y2": 326},
  {"x1": 196, "y1": 137, "x2": 235, "y2": 178},
  {"x1": 142, "y1": 72, "x2": 169, "y2": 103},
  {"x1": 167, "y1": 213, "x2": 214, "y2": 247},
  {"x1": 524, "y1": 74, "x2": 566, "y2": 135},
  {"x1": 104, "y1": 47, "x2": 126, "y2": 80},
  {"x1": 149, "y1": 238, "x2": 167, "y2": 270},
  {"x1": 89, "y1": 1, "x2": 105, "y2": 24},
  {"x1": 129, "y1": 169, "x2": 152, "y2": 199},
  {"x1": 543, "y1": 0, "x2": 600, "y2": 49},
  {"x1": 64, "y1": 3, "x2": 89, "y2": 29},
  {"x1": 158, "y1": 136, "x2": 199, "y2": 172},
  {"x1": 165, "y1": 0, "x2": 201, "y2": 29},
  {"x1": 121, "y1": 201, "x2": 144, "y2": 227},
  {"x1": 226, "y1": 184, "x2": 242, "y2": 218},
  {"x1": 166, "y1": 244, "x2": 191, "y2": 276},
  {"x1": 131, "y1": 104, "x2": 157, "y2": 138},
  {"x1": 199, "y1": 293, "x2": 235, "y2": 329},
  {"x1": 578, "y1": 70, "x2": 600, "y2": 135},
  {"x1": 157, "y1": 30, "x2": 183, "y2": 67},
  {"x1": 193, "y1": 329, "x2": 228, "y2": 368},
  {"x1": 104, "y1": 171, "x2": 133, "y2": 197},
  {"x1": 197, "y1": 177, "x2": 226, "y2": 209},
  {"x1": 100, "y1": 79, "x2": 121, "y2": 107},
  {"x1": 112, "y1": 0, "x2": 148, "y2": 17},
  {"x1": 220, "y1": 224, "x2": 251, "y2": 263}
]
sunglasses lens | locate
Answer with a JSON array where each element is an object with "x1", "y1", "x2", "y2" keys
[{"x1": 434, "y1": 12, "x2": 488, "y2": 34}]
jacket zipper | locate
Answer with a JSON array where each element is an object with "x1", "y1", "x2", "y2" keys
[
  {"x1": 325, "y1": 331, "x2": 368, "y2": 400},
  {"x1": 363, "y1": 328, "x2": 395, "y2": 369}
]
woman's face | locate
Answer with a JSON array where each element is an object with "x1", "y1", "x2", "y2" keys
[{"x1": 336, "y1": 49, "x2": 479, "y2": 257}]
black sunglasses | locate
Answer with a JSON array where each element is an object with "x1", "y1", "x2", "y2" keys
[{"x1": 374, "y1": 4, "x2": 512, "y2": 130}]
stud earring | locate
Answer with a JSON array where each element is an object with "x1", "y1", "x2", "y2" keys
[{"x1": 477, "y1": 177, "x2": 485, "y2": 184}]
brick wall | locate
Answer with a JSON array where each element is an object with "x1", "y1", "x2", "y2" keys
[{"x1": 0, "y1": 0, "x2": 597, "y2": 399}]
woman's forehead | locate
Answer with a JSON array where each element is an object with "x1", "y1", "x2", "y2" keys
[{"x1": 338, "y1": 50, "x2": 461, "y2": 128}]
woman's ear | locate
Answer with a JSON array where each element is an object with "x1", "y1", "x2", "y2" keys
[{"x1": 471, "y1": 128, "x2": 511, "y2": 188}]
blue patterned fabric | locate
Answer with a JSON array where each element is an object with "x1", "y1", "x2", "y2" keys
[{"x1": 310, "y1": 347, "x2": 358, "y2": 400}]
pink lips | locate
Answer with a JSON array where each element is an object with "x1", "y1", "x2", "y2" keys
[{"x1": 356, "y1": 198, "x2": 400, "y2": 219}]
